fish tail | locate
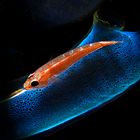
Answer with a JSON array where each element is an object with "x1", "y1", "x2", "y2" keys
[
  {"x1": 86, "y1": 41, "x2": 121, "y2": 52},
  {"x1": 98, "y1": 41, "x2": 121, "y2": 46}
]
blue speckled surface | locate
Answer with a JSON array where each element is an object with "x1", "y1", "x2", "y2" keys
[{"x1": 2, "y1": 17, "x2": 140, "y2": 138}]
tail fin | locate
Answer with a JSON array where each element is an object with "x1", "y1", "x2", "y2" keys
[
  {"x1": 86, "y1": 41, "x2": 121, "y2": 51},
  {"x1": 92, "y1": 41, "x2": 121, "y2": 48}
]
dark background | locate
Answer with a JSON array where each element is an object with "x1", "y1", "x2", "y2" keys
[{"x1": 0, "y1": 0, "x2": 140, "y2": 139}]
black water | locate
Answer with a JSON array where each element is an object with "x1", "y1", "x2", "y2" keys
[{"x1": 0, "y1": 0, "x2": 140, "y2": 139}]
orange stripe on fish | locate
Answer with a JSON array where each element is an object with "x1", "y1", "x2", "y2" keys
[{"x1": 23, "y1": 41, "x2": 119, "y2": 90}]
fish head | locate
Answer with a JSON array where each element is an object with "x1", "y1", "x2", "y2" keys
[
  {"x1": 23, "y1": 71, "x2": 50, "y2": 90},
  {"x1": 23, "y1": 73, "x2": 39, "y2": 90}
]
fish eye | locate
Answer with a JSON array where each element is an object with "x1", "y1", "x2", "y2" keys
[{"x1": 31, "y1": 80, "x2": 39, "y2": 87}]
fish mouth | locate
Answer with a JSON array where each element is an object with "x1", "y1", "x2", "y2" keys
[{"x1": 0, "y1": 88, "x2": 26, "y2": 104}]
